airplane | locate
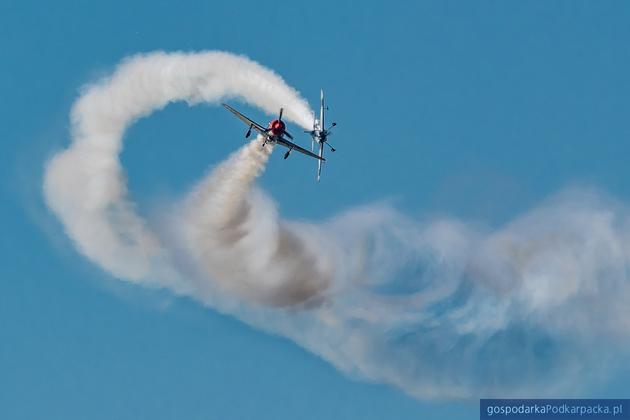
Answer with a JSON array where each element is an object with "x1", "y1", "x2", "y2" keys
[
  {"x1": 305, "y1": 89, "x2": 337, "y2": 181},
  {"x1": 222, "y1": 103, "x2": 325, "y2": 162}
]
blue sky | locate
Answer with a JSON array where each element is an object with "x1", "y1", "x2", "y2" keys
[{"x1": 2, "y1": 1, "x2": 630, "y2": 419}]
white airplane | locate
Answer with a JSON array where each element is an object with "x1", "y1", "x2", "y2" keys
[
  {"x1": 222, "y1": 103, "x2": 325, "y2": 162},
  {"x1": 305, "y1": 89, "x2": 337, "y2": 181}
]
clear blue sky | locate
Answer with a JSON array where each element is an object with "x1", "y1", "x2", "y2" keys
[{"x1": 2, "y1": 1, "x2": 630, "y2": 419}]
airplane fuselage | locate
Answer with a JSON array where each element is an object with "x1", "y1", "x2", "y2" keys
[{"x1": 313, "y1": 130, "x2": 328, "y2": 144}]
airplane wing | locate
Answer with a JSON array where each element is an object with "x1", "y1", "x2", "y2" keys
[
  {"x1": 222, "y1": 103, "x2": 267, "y2": 134},
  {"x1": 317, "y1": 142, "x2": 324, "y2": 182},
  {"x1": 276, "y1": 136, "x2": 325, "y2": 161}
]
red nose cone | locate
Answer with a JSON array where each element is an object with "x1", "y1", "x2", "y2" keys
[{"x1": 269, "y1": 119, "x2": 285, "y2": 135}]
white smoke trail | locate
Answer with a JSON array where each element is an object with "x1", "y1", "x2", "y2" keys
[
  {"x1": 43, "y1": 51, "x2": 312, "y2": 290},
  {"x1": 175, "y1": 135, "x2": 331, "y2": 306},
  {"x1": 43, "y1": 51, "x2": 630, "y2": 400}
]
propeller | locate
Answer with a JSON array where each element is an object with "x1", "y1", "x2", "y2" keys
[{"x1": 278, "y1": 108, "x2": 283, "y2": 121}]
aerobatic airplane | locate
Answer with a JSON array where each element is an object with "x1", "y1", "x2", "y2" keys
[
  {"x1": 305, "y1": 89, "x2": 337, "y2": 181},
  {"x1": 222, "y1": 103, "x2": 324, "y2": 162}
]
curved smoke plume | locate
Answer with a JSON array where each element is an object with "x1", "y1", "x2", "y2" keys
[{"x1": 43, "y1": 51, "x2": 630, "y2": 399}]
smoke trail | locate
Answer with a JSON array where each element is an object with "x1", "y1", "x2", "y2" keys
[
  {"x1": 43, "y1": 51, "x2": 312, "y2": 290},
  {"x1": 43, "y1": 51, "x2": 630, "y2": 400},
  {"x1": 176, "y1": 135, "x2": 332, "y2": 306}
]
